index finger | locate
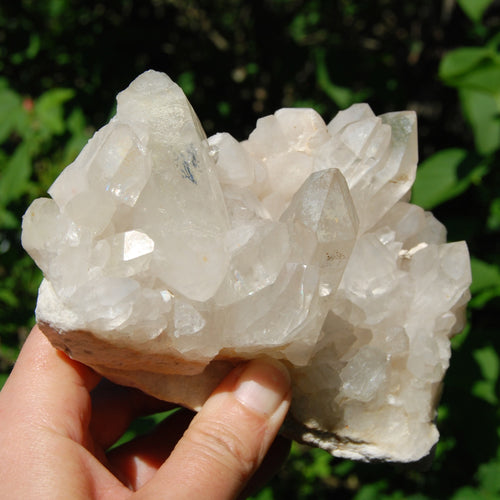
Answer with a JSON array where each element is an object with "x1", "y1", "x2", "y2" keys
[
  {"x1": 134, "y1": 358, "x2": 292, "y2": 500},
  {"x1": 0, "y1": 325, "x2": 101, "y2": 445}
]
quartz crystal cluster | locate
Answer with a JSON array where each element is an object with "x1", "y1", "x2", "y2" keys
[{"x1": 22, "y1": 70, "x2": 471, "y2": 463}]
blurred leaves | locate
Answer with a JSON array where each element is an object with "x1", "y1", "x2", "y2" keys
[
  {"x1": 0, "y1": 82, "x2": 87, "y2": 232},
  {"x1": 452, "y1": 459, "x2": 500, "y2": 498},
  {"x1": 177, "y1": 71, "x2": 196, "y2": 97},
  {"x1": 35, "y1": 88, "x2": 75, "y2": 136},
  {"x1": 0, "y1": 144, "x2": 31, "y2": 215},
  {"x1": 411, "y1": 148, "x2": 487, "y2": 209},
  {"x1": 469, "y1": 258, "x2": 500, "y2": 308},
  {"x1": 440, "y1": 40, "x2": 500, "y2": 155},
  {"x1": 487, "y1": 197, "x2": 500, "y2": 231},
  {"x1": 460, "y1": 89, "x2": 500, "y2": 156},
  {"x1": 457, "y1": 0, "x2": 495, "y2": 24},
  {"x1": 439, "y1": 47, "x2": 493, "y2": 81},
  {"x1": 0, "y1": 83, "x2": 27, "y2": 143},
  {"x1": 476, "y1": 460, "x2": 500, "y2": 495},
  {"x1": 0, "y1": 76, "x2": 89, "y2": 370}
]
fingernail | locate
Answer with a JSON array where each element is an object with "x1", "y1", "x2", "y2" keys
[{"x1": 233, "y1": 359, "x2": 291, "y2": 416}]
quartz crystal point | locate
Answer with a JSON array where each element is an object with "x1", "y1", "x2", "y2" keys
[{"x1": 21, "y1": 70, "x2": 471, "y2": 463}]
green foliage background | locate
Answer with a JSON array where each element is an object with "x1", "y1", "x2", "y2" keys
[{"x1": 1, "y1": 1, "x2": 500, "y2": 498}]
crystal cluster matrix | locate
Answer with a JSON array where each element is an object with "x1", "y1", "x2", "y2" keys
[{"x1": 22, "y1": 70, "x2": 471, "y2": 462}]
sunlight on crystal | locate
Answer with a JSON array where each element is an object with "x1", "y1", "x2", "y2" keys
[{"x1": 123, "y1": 230, "x2": 154, "y2": 261}]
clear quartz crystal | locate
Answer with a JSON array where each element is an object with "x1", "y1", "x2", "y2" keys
[{"x1": 21, "y1": 70, "x2": 471, "y2": 463}]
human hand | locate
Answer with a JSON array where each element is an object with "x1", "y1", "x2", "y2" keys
[{"x1": 0, "y1": 325, "x2": 291, "y2": 499}]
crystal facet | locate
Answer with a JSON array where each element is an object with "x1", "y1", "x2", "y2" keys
[{"x1": 21, "y1": 70, "x2": 471, "y2": 463}]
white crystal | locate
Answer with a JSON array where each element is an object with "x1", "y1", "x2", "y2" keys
[
  {"x1": 21, "y1": 70, "x2": 471, "y2": 463},
  {"x1": 340, "y1": 346, "x2": 389, "y2": 402}
]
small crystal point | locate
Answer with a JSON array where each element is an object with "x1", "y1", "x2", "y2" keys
[{"x1": 281, "y1": 168, "x2": 359, "y2": 296}]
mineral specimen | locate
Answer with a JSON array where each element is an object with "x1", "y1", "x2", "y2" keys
[{"x1": 21, "y1": 70, "x2": 471, "y2": 463}]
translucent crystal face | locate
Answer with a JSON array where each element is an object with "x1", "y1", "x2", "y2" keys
[{"x1": 21, "y1": 70, "x2": 471, "y2": 463}]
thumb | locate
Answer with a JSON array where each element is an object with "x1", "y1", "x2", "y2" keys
[{"x1": 134, "y1": 358, "x2": 291, "y2": 500}]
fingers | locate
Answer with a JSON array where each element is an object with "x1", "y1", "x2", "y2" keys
[
  {"x1": 90, "y1": 380, "x2": 176, "y2": 450},
  {"x1": 2, "y1": 326, "x2": 292, "y2": 499},
  {"x1": 132, "y1": 358, "x2": 291, "y2": 500},
  {"x1": 107, "y1": 408, "x2": 195, "y2": 489},
  {"x1": 238, "y1": 435, "x2": 291, "y2": 500},
  {"x1": 0, "y1": 326, "x2": 173, "y2": 450},
  {"x1": 109, "y1": 413, "x2": 290, "y2": 495},
  {"x1": 0, "y1": 325, "x2": 101, "y2": 446}
]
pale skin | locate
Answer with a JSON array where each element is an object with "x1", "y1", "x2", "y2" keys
[{"x1": 0, "y1": 325, "x2": 292, "y2": 499}]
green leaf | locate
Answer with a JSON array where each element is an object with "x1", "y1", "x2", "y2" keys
[
  {"x1": 109, "y1": 409, "x2": 178, "y2": 450},
  {"x1": 354, "y1": 481, "x2": 388, "y2": 500},
  {"x1": 487, "y1": 197, "x2": 500, "y2": 230},
  {"x1": 63, "y1": 108, "x2": 90, "y2": 163},
  {"x1": 0, "y1": 87, "x2": 24, "y2": 143},
  {"x1": 456, "y1": 64, "x2": 500, "y2": 95},
  {"x1": 472, "y1": 380, "x2": 498, "y2": 404},
  {"x1": 470, "y1": 257, "x2": 500, "y2": 295},
  {"x1": 34, "y1": 88, "x2": 75, "y2": 135},
  {"x1": 0, "y1": 288, "x2": 19, "y2": 308},
  {"x1": 457, "y1": 0, "x2": 495, "y2": 23},
  {"x1": 412, "y1": 149, "x2": 488, "y2": 209},
  {"x1": 177, "y1": 71, "x2": 195, "y2": 97},
  {"x1": 332, "y1": 460, "x2": 356, "y2": 477},
  {"x1": 48, "y1": 0, "x2": 68, "y2": 18},
  {"x1": 26, "y1": 34, "x2": 41, "y2": 59},
  {"x1": 67, "y1": 107, "x2": 87, "y2": 135},
  {"x1": 250, "y1": 487, "x2": 274, "y2": 500},
  {"x1": 473, "y1": 346, "x2": 499, "y2": 381},
  {"x1": 470, "y1": 287, "x2": 500, "y2": 308},
  {"x1": 477, "y1": 460, "x2": 500, "y2": 493},
  {"x1": 217, "y1": 101, "x2": 231, "y2": 117},
  {"x1": 451, "y1": 486, "x2": 490, "y2": 500},
  {"x1": 289, "y1": 6, "x2": 321, "y2": 43},
  {"x1": 472, "y1": 346, "x2": 499, "y2": 404},
  {"x1": 303, "y1": 448, "x2": 332, "y2": 478},
  {"x1": 460, "y1": 89, "x2": 500, "y2": 155},
  {"x1": 0, "y1": 208, "x2": 20, "y2": 229},
  {"x1": 439, "y1": 47, "x2": 492, "y2": 82},
  {"x1": 0, "y1": 144, "x2": 32, "y2": 208}
]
